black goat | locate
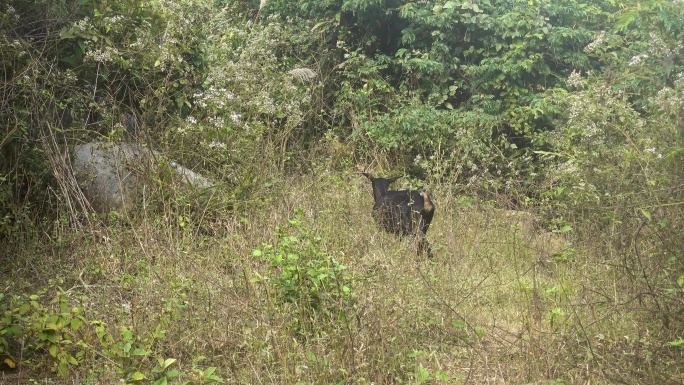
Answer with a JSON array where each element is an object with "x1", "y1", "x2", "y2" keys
[{"x1": 362, "y1": 173, "x2": 435, "y2": 257}]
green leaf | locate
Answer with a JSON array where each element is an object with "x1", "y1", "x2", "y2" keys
[
  {"x1": 132, "y1": 348, "x2": 150, "y2": 356},
  {"x1": 451, "y1": 320, "x2": 466, "y2": 328},
  {"x1": 615, "y1": 10, "x2": 637, "y2": 32},
  {"x1": 131, "y1": 371, "x2": 146, "y2": 381},
  {"x1": 436, "y1": 370, "x2": 450, "y2": 380},
  {"x1": 71, "y1": 318, "x2": 83, "y2": 331},
  {"x1": 639, "y1": 209, "x2": 651, "y2": 220},
  {"x1": 417, "y1": 365, "x2": 430, "y2": 381},
  {"x1": 533, "y1": 150, "x2": 561, "y2": 158},
  {"x1": 58, "y1": 361, "x2": 69, "y2": 377},
  {"x1": 669, "y1": 338, "x2": 684, "y2": 349},
  {"x1": 161, "y1": 358, "x2": 177, "y2": 370},
  {"x1": 60, "y1": 28, "x2": 74, "y2": 39}
]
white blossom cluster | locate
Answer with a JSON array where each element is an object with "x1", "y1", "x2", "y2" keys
[
  {"x1": 0, "y1": 38, "x2": 26, "y2": 57},
  {"x1": 566, "y1": 70, "x2": 583, "y2": 88},
  {"x1": 156, "y1": 43, "x2": 177, "y2": 72},
  {"x1": 169, "y1": 12, "x2": 315, "y2": 158},
  {"x1": 3, "y1": 5, "x2": 19, "y2": 22},
  {"x1": 648, "y1": 32, "x2": 668, "y2": 56},
  {"x1": 628, "y1": 54, "x2": 649, "y2": 66},
  {"x1": 75, "y1": 17, "x2": 93, "y2": 32},
  {"x1": 84, "y1": 46, "x2": 120, "y2": 63},
  {"x1": 200, "y1": 17, "x2": 310, "y2": 122},
  {"x1": 554, "y1": 81, "x2": 646, "y2": 156},
  {"x1": 631, "y1": 31, "x2": 684, "y2": 67},
  {"x1": 101, "y1": 15, "x2": 127, "y2": 34},
  {"x1": 651, "y1": 76, "x2": 684, "y2": 115},
  {"x1": 62, "y1": 69, "x2": 78, "y2": 84},
  {"x1": 584, "y1": 30, "x2": 605, "y2": 52}
]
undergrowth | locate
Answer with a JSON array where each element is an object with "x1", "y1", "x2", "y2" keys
[{"x1": 1, "y1": 173, "x2": 682, "y2": 384}]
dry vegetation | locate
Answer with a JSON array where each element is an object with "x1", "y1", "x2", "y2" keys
[
  {"x1": 2, "y1": 169, "x2": 681, "y2": 384},
  {"x1": 2, "y1": 0, "x2": 683, "y2": 383}
]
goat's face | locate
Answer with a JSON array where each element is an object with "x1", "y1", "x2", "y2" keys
[{"x1": 362, "y1": 173, "x2": 400, "y2": 204}]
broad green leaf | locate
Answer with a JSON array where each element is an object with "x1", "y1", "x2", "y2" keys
[
  {"x1": 161, "y1": 358, "x2": 177, "y2": 369},
  {"x1": 71, "y1": 318, "x2": 82, "y2": 331},
  {"x1": 58, "y1": 361, "x2": 69, "y2": 377},
  {"x1": 131, "y1": 371, "x2": 146, "y2": 380},
  {"x1": 436, "y1": 370, "x2": 450, "y2": 380}
]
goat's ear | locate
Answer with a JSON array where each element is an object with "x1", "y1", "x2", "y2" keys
[{"x1": 388, "y1": 176, "x2": 401, "y2": 183}]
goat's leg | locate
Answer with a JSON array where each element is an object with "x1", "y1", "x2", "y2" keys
[{"x1": 417, "y1": 235, "x2": 433, "y2": 258}]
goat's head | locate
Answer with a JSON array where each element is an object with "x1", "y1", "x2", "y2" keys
[{"x1": 361, "y1": 173, "x2": 400, "y2": 203}]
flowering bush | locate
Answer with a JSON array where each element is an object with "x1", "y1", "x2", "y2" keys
[{"x1": 165, "y1": 10, "x2": 320, "y2": 176}]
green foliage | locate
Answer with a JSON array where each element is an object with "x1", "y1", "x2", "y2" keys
[
  {"x1": 267, "y1": 0, "x2": 610, "y2": 130},
  {"x1": 0, "y1": 284, "x2": 89, "y2": 377},
  {"x1": 0, "y1": 0, "x2": 216, "y2": 243},
  {"x1": 536, "y1": 23, "x2": 684, "y2": 326},
  {"x1": 0, "y1": 281, "x2": 225, "y2": 383},
  {"x1": 57, "y1": 0, "x2": 210, "y2": 117},
  {"x1": 253, "y1": 209, "x2": 355, "y2": 337},
  {"x1": 2, "y1": 0, "x2": 684, "y2": 380},
  {"x1": 164, "y1": 9, "x2": 324, "y2": 179}
]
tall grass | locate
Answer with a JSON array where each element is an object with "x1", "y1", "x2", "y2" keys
[{"x1": 2, "y1": 170, "x2": 681, "y2": 384}]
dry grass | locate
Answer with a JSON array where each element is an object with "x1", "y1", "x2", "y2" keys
[{"x1": 1, "y1": 171, "x2": 682, "y2": 384}]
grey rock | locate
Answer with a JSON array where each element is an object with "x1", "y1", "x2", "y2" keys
[{"x1": 73, "y1": 142, "x2": 213, "y2": 213}]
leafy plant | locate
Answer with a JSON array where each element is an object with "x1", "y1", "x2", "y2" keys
[{"x1": 253, "y1": 209, "x2": 355, "y2": 337}]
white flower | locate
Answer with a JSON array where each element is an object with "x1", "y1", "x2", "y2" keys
[
  {"x1": 566, "y1": 70, "x2": 583, "y2": 88},
  {"x1": 628, "y1": 54, "x2": 648, "y2": 66},
  {"x1": 584, "y1": 30, "x2": 606, "y2": 52},
  {"x1": 208, "y1": 141, "x2": 226, "y2": 149}
]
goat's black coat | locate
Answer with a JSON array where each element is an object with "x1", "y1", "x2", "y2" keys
[{"x1": 362, "y1": 173, "x2": 435, "y2": 257}]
